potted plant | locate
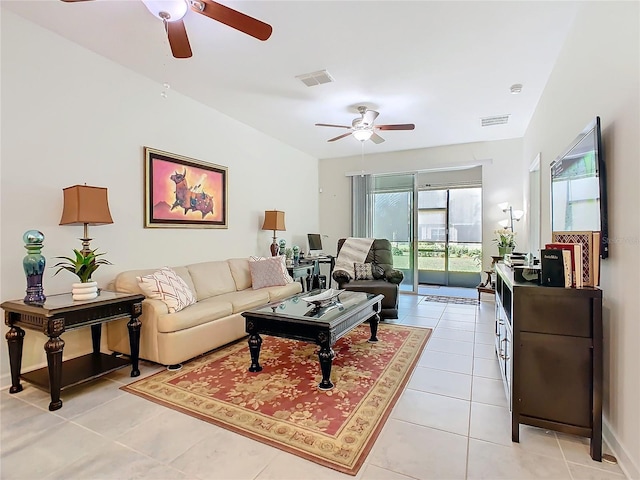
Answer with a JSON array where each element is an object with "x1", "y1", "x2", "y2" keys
[
  {"x1": 493, "y1": 229, "x2": 517, "y2": 257},
  {"x1": 284, "y1": 247, "x2": 293, "y2": 267},
  {"x1": 53, "y1": 249, "x2": 112, "y2": 300}
]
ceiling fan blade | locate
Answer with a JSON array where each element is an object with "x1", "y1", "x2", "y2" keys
[
  {"x1": 361, "y1": 109, "x2": 379, "y2": 126},
  {"x1": 60, "y1": 0, "x2": 94, "y2": 2},
  {"x1": 315, "y1": 123, "x2": 351, "y2": 129},
  {"x1": 376, "y1": 124, "x2": 416, "y2": 131},
  {"x1": 327, "y1": 132, "x2": 353, "y2": 142},
  {"x1": 370, "y1": 132, "x2": 385, "y2": 144},
  {"x1": 193, "y1": 0, "x2": 272, "y2": 41},
  {"x1": 166, "y1": 20, "x2": 193, "y2": 59}
]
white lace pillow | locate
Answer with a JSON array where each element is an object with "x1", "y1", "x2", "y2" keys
[
  {"x1": 137, "y1": 267, "x2": 197, "y2": 313},
  {"x1": 249, "y1": 256, "x2": 293, "y2": 289},
  {"x1": 249, "y1": 255, "x2": 293, "y2": 284}
]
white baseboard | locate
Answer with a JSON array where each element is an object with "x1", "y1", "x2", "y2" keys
[{"x1": 604, "y1": 417, "x2": 640, "y2": 480}]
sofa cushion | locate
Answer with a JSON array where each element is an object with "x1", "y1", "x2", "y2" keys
[
  {"x1": 187, "y1": 261, "x2": 237, "y2": 301},
  {"x1": 137, "y1": 267, "x2": 197, "y2": 313},
  {"x1": 249, "y1": 256, "x2": 291, "y2": 289},
  {"x1": 263, "y1": 282, "x2": 303, "y2": 302},
  {"x1": 114, "y1": 266, "x2": 195, "y2": 296},
  {"x1": 227, "y1": 258, "x2": 252, "y2": 291},
  {"x1": 214, "y1": 289, "x2": 270, "y2": 313},
  {"x1": 156, "y1": 297, "x2": 234, "y2": 333}
]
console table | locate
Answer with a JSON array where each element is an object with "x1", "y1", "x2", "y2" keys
[
  {"x1": 2, "y1": 291, "x2": 144, "y2": 411},
  {"x1": 476, "y1": 255, "x2": 504, "y2": 301},
  {"x1": 287, "y1": 261, "x2": 316, "y2": 291},
  {"x1": 494, "y1": 263, "x2": 603, "y2": 460}
]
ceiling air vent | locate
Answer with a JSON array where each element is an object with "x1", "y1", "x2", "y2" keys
[
  {"x1": 295, "y1": 69, "x2": 335, "y2": 87},
  {"x1": 481, "y1": 115, "x2": 510, "y2": 127}
]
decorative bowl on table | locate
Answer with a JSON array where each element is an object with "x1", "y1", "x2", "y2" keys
[{"x1": 301, "y1": 288, "x2": 344, "y2": 307}]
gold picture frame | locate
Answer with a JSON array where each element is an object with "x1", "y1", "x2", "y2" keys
[{"x1": 144, "y1": 147, "x2": 228, "y2": 228}]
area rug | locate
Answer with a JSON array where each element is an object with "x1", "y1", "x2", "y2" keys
[
  {"x1": 122, "y1": 323, "x2": 431, "y2": 475},
  {"x1": 422, "y1": 294, "x2": 479, "y2": 305}
]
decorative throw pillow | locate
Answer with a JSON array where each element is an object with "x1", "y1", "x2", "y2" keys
[
  {"x1": 137, "y1": 267, "x2": 197, "y2": 313},
  {"x1": 249, "y1": 255, "x2": 293, "y2": 284},
  {"x1": 371, "y1": 262, "x2": 385, "y2": 279},
  {"x1": 249, "y1": 256, "x2": 292, "y2": 289},
  {"x1": 354, "y1": 262, "x2": 374, "y2": 280}
]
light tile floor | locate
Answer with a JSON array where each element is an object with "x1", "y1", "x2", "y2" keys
[{"x1": 0, "y1": 294, "x2": 628, "y2": 480}]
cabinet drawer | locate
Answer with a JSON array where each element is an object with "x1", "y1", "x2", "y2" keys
[{"x1": 516, "y1": 295, "x2": 592, "y2": 337}]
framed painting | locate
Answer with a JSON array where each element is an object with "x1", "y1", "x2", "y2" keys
[{"x1": 144, "y1": 147, "x2": 228, "y2": 228}]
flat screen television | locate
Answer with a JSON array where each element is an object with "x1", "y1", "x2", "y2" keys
[
  {"x1": 551, "y1": 116, "x2": 608, "y2": 258},
  {"x1": 307, "y1": 233, "x2": 323, "y2": 253}
]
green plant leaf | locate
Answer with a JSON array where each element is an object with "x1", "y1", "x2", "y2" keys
[{"x1": 50, "y1": 248, "x2": 112, "y2": 283}]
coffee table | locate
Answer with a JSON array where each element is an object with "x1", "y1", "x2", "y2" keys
[{"x1": 242, "y1": 290, "x2": 383, "y2": 390}]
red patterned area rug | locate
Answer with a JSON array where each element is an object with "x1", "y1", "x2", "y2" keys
[{"x1": 122, "y1": 323, "x2": 431, "y2": 475}]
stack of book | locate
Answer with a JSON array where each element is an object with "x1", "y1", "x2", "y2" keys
[
  {"x1": 541, "y1": 231, "x2": 601, "y2": 288},
  {"x1": 504, "y1": 253, "x2": 526, "y2": 268}
]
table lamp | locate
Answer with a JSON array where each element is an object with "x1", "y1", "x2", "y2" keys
[
  {"x1": 262, "y1": 210, "x2": 285, "y2": 256},
  {"x1": 59, "y1": 185, "x2": 113, "y2": 254}
]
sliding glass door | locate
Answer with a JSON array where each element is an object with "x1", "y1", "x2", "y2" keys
[
  {"x1": 417, "y1": 187, "x2": 482, "y2": 288},
  {"x1": 370, "y1": 174, "x2": 416, "y2": 292},
  {"x1": 352, "y1": 172, "x2": 481, "y2": 293}
]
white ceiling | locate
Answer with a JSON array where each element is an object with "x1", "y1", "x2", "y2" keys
[{"x1": 3, "y1": 0, "x2": 579, "y2": 160}]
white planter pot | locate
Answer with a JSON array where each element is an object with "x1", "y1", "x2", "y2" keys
[{"x1": 72, "y1": 281, "x2": 98, "y2": 301}]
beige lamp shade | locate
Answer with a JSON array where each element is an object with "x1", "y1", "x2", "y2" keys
[
  {"x1": 262, "y1": 210, "x2": 286, "y2": 232},
  {"x1": 262, "y1": 210, "x2": 285, "y2": 256},
  {"x1": 59, "y1": 185, "x2": 113, "y2": 226}
]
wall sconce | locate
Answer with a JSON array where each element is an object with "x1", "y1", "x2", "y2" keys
[
  {"x1": 498, "y1": 202, "x2": 523, "y2": 231},
  {"x1": 261, "y1": 210, "x2": 286, "y2": 256},
  {"x1": 59, "y1": 185, "x2": 113, "y2": 254}
]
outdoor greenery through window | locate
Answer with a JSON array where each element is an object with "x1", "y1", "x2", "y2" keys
[
  {"x1": 389, "y1": 187, "x2": 482, "y2": 275},
  {"x1": 355, "y1": 171, "x2": 482, "y2": 289}
]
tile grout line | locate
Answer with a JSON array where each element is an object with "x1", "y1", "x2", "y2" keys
[{"x1": 464, "y1": 304, "x2": 480, "y2": 479}]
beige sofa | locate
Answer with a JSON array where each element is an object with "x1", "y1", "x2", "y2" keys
[{"x1": 106, "y1": 258, "x2": 302, "y2": 366}]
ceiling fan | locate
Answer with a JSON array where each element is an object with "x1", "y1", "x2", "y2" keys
[
  {"x1": 60, "y1": 0, "x2": 272, "y2": 59},
  {"x1": 315, "y1": 106, "x2": 415, "y2": 144}
]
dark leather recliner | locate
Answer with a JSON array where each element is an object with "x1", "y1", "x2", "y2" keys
[{"x1": 332, "y1": 238, "x2": 404, "y2": 320}]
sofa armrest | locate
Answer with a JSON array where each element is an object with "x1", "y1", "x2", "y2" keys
[
  {"x1": 332, "y1": 269, "x2": 352, "y2": 285},
  {"x1": 143, "y1": 298, "x2": 170, "y2": 316},
  {"x1": 385, "y1": 268, "x2": 404, "y2": 285}
]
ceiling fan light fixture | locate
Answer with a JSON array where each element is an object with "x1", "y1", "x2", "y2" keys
[
  {"x1": 141, "y1": 0, "x2": 189, "y2": 22},
  {"x1": 353, "y1": 129, "x2": 373, "y2": 142}
]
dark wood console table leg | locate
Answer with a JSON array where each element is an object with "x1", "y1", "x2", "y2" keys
[
  {"x1": 247, "y1": 326, "x2": 263, "y2": 372},
  {"x1": 6, "y1": 324, "x2": 25, "y2": 394},
  {"x1": 91, "y1": 324, "x2": 101, "y2": 354},
  {"x1": 368, "y1": 314, "x2": 380, "y2": 343},
  {"x1": 127, "y1": 307, "x2": 142, "y2": 377},
  {"x1": 44, "y1": 335, "x2": 65, "y2": 411},
  {"x1": 317, "y1": 333, "x2": 335, "y2": 391}
]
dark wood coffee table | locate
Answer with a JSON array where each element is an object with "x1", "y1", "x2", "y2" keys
[{"x1": 242, "y1": 290, "x2": 383, "y2": 390}]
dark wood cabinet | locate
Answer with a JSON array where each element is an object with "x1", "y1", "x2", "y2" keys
[{"x1": 494, "y1": 263, "x2": 603, "y2": 461}]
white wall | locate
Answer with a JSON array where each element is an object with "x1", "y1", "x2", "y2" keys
[
  {"x1": 318, "y1": 139, "x2": 524, "y2": 270},
  {"x1": 0, "y1": 11, "x2": 319, "y2": 376},
  {"x1": 522, "y1": 2, "x2": 639, "y2": 477}
]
